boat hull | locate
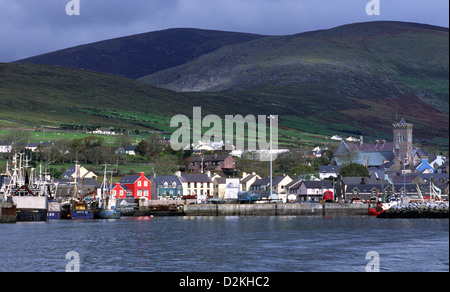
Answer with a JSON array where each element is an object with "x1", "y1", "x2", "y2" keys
[
  {"x1": 47, "y1": 211, "x2": 61, "y2": 220},
  {"x1": 71, "y1": 209, "x2": 94, "y2": 219},
  {"x1": 12, "y1": 196, "x2": 48, "y2": 222},
  {"x1": 47, "y1": 201, "x2": 61, "y2": 220},
  {"x1": 16, "y1": 209, "x2": 47, "y2": 221},
  {"x1": 369, "y1": 208, "x2": 383, "y2": 216},
  {"x1": 94, "y1": 209, "x2": 120, "y2": 219}
]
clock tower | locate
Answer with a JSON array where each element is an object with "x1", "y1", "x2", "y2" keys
[{"x1": 393, "y1": 118, "x2": 413, "y2": 164}]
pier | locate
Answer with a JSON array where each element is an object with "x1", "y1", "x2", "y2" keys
[
  {"x1": 377, "y1": 202, "x2": 449, "y2": 218},
  {"x1": 182, "y1": 203, "x2": 371, "y2": 217}
]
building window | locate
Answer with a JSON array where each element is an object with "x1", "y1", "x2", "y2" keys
[
  {"x1": 397, "y1": 133, "x2": 405, "y2": 142},
  {"x1": 138, "y1": 181, "x2": 142, "y2": 187},
  {"x1": 144, "y1": 181, "x2": 148, "y2": 187}
]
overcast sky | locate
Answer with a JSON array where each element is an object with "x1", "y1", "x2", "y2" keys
[{"x1": 0, "y1": 0, "x2": 448, "y2": 62}]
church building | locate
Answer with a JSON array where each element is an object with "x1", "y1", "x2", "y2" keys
[{"x1": 333, "y1": 118, "x2": 418, "y2": 167}]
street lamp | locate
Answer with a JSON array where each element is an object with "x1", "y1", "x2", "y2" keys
[{"x1": 268, "y1": 115, "x2": 276, "y2": 197}]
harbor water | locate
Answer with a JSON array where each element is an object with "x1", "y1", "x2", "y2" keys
[{"x1": 0, "y1": 216, "x2": 448, "y2": 272}]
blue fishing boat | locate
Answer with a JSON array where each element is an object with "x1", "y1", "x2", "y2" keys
[
  {"x1": 71, "y1": 201, "x2": 94, "y2": 219},
  {"x1": 94, "y1": 206, "x2": 120, "y2": 219},
  {"x1": 93, "y1": 165, "x2": 120, "y2": 220},
  {"x1": 47, "y1": 200, "x2": 61, "y2": 220}
]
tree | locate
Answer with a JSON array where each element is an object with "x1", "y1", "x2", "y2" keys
[
  {"x1": 151, "y1": 154, "x2": 179, "y2": 175},
  {"x1": 340, "y1": 163, "x2": 370, "y2": 177},
  {"x1": 115, "y1": 134, "x2": 132, "y2": 148},
  {"x1": 236, "y1": 151, "x2": 271, "y2": 178},
  {"x1": 2, "y1": 130, "x2": 31, "y2": 151},
  {"x1": 287, "y1": 164, "x2": 315, "y2": 177},
  {"x1": 136, "y1": 133, "x2": 164, "y2": 158}
]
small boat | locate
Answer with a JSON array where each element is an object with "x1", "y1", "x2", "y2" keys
[
  {"x1": 94, "y1": 205, "x2": 120, "y2": 219},
  {"x1": 93, "y1": 165, "x2": 120, "y2": 220},
  {"x1": 71, "y1": 201, "x2": 94, "y2": 219},
  {"x1": 369, "y1": 201, "x2": 399, "y2": 216}
]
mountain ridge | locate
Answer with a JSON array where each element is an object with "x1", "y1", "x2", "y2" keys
[
  {"x1": 138, "y1": 21, "x2": 448, "y2": 115},
  {"x1": 6, "y1": 21, "x2": 449, "y2": 147},
  {"x1": 15, "y1": 28, "x2": 265, "y2": 79}
]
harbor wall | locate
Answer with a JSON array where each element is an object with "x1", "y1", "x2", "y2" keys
[
  {"x1": 377, "y1": 202, "x2": 449, "y2": 218},
  {"x1": 0, "y1": 203, "x2": 17, "y2": 223},
  {"x1": 183, "y1": 203, "x2": 371, "y2": 216}
]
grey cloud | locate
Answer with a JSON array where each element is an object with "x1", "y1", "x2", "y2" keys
[{"x1": 0, "y1": 0, "x2": 448, "y2": 62}]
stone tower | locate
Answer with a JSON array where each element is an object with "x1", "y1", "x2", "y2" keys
[{"x1": 393, "y1": 118, "x2": 413, "y2": 164}]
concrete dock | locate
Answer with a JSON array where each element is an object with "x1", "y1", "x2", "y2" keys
[{"x1": 183, "y1": 203, "x2": 371, "y2": 217}]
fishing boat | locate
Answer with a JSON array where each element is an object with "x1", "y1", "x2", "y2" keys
[
  {"x1": 2, "y1": 154, "x2": 48, "y2": 222},
  {"x1": 71, "y1": 200, "x2": 94, "y2": 219},
  {"x1": 66, "y1": 162, "x2": 94, "y2": 220},
  {"x1": 47, "y1": 200, "x2": 61, "y2": 220},
  {"x1": 369, "y1": 201, "x2": 399, "y2": 216},
  {"x1": 94, "y1": 165, "x2": 120, "y2": 219}
]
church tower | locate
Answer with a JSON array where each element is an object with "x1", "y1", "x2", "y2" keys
[{"x1": 393, "y1": 118, "x2": 413, "y2": 164}]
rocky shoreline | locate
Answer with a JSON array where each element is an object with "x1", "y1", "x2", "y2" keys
[{"x1": 378, "y1": 202, "x2": 449, "y2": 219}]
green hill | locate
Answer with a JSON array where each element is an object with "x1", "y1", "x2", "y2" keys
[
  {"x1": 3, "y1": 22, "x2": 449, "y2": 148},
  {"x1": 0, "y1": 63, "x2": 195, "y2": 130},
  {"x1": 140, "y1": 22, "x2": 448, "y2": 113}
]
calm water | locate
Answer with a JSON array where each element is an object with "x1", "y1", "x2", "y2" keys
[{"x1": 0, "y1": 216, "x2": 448, "y2": 272}]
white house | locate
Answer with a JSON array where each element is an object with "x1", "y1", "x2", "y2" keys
[
  {"x1": 431, "y1": 156, "x2": 446, "y2": 168},
  {"x1": 319, "y1": 165, "x2": 341, "y2": 180},
  {"x1": 125, "y1": 145, "x2": 136, "y2": 156},
  {"x1": 331, "y1": 135, "x2": 343, "y2": 141},
  {"x1": 91, "y1": 128, "x2": 118, "y2": 135},
  {"x1": 0, "y1": 142, "x2": 12, "y2": 154},
  {"x1": 298, "y1": 180, "x2": 333, "y2": 202}
]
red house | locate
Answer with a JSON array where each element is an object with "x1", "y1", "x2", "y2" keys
[
  {"x1": 110, "y1": 183, "x2": 129, "y2": 199},
  {"x1": 111, "y1": 172, "x2": 152, "y2": 199}
]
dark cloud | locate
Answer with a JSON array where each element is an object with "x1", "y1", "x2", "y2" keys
[{"x1": 0, "y1": 0, "x2": 448, "y2": 62}]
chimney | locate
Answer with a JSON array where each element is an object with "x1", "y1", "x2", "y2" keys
[
  {"x1": 206, "y1": 171, "x2": 211, "y2": 178},
  {"x1": 175, "y1": 171, "x2": 182, "y2": 177},
  {"x1": 360, "y1": 136, "x2": 363, "y2": 146},
  {"x1": 242, "y1": 172, "x2": 248, "y2": 178},
  {"x1": 140, "y1": 172, "x2": 145, "y2": 177}
]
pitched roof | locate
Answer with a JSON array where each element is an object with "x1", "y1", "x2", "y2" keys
[
  {"x1": 179, "y1": 174, "x2": 212, "y2": 183},
  {"x1": 119, "y1": 174, "x2": 151, "y2": 184},
  {"x1": 251, "y1": 178, "x2": 270, "y2": 186},
  {"x1": 341, "y1": 177, "x2": 389, "y2": 185},
  {"x1": 286, "y1": 180, "x2": 302, "y2": 190},
  {"x1": 301, "y1": 181, "x2": 333, "y2": 189},
  {"x1": 154, "y1": 175, "x2": 182, "y2": 186},
  {"x1": 241, "y1": 174, "x2": 258, "y2": 184},
  {"x1": 319, "y1": 165, "x2": 341, "y2": 173}
]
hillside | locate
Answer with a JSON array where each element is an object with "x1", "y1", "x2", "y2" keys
[
  {"x1": 5, "y1": 22, "x2": 449, "y2": 148},
  {"x1": 15, "y1": 28, "x2": 264, "y2": 79},
  {"x1": 140, "y1": 22, "x2": 449, "y2": 114},
  {"x1": 0, "y1": 63, "x2": 198, "y2": 130}
]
